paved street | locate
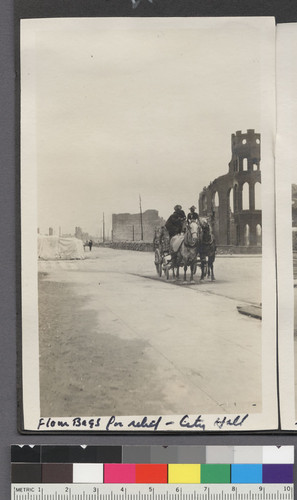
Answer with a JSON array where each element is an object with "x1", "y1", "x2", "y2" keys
[{"x1": 38, "y1": 248, "x2": 262, "y2": 418}]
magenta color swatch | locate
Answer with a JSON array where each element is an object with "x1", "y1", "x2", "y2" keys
[{"x1": 104, "y1": 464, "x2": 136, "y2": 483}]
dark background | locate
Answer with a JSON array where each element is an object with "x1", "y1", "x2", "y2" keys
[
  {"x1": 13, "y1": 0, "x2": 297, "y2": 20},
  {"x1": 2, "y1": 0, "x2": 297, "y2": 498}
]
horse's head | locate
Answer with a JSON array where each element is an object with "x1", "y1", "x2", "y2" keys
[
  {"x1": 200, "y1": 218, "x2": 213, "y2": 244},
  {"x1": 185, "y1": 220, "x2": 200, "y2": 247},
  {"x1": 188, "y1": 220, "x2": 199, "y2": 234},
  {"x1": 200, "y1": 217, "x2": 209, "y2": 231}
]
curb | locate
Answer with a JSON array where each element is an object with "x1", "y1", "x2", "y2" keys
[{"x1": 237, "y1": 304, "x2": 262, "y2": 320}]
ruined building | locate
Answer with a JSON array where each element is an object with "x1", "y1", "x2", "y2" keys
[
  {"x1": 112, "y1": 209, "x2": 165, "y2": 242},
  {"x1": 199, "y1": 129, "x2": 262, "y2": 249}
]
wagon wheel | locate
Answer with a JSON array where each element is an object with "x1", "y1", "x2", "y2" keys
[{"x1": 154, "y1": 249, "x2": 163, "y2": 276}]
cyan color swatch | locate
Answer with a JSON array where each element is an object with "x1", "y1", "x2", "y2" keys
[{"x1": 231, "y1": 464, "x2": 262, "y2": 483}]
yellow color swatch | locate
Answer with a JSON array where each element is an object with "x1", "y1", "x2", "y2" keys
[{"x1": 168, "y1": 464, "x2": 201, "y2": 484}]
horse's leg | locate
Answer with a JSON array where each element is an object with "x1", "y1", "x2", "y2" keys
[
  {"x1": 199, "y1": 252, "x2": 205, "y2": 280},
  {"x1": 190, "y1": 263, "x2": 195, "y2": 282},
  {"x1": 210, "y1": 258, "x2": 215, "y2": 281},
  {"x1": 200, "y1": 260, "x2": 205, "y2": 280},
  {"x1": 183, "y1": 265, "x2": 187, "y2": 282}
]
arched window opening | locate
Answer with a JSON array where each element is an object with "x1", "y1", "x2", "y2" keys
[
  {"x1": 242, "y1": 182, "x2": 249, "y2": 210},
  {"x1": 243, "y1": 158, "x2": 248, "y2": 171},
  {"x1": 255, "y1": 182, "x2": 261, "y2": 210},
  {"x1": 244, "y1": 224, "x2": 250, "y2": 246},
  {"x1": 234, "y1": 184, "x2": 238, "y2": 212},
  {"x1": 202, "y1": 194, "x2": 207, "y2": 212},
  {"x1": 256, "y1": 224, "x2": 262, "y2": 246},
  {"x1": 213, "y1": 191, "x2": 219, "y2": 207},
  {"x1": 229, "y1": 188, "x2": 234, "y2": 214},
  {"x1": 253, "y1": 163, "x2": 258, "y2": 171}
]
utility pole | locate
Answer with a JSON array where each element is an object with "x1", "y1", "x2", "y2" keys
[
  {"x1": 139, "y1": 195, "x2": 144, "y2": 241},
  {"x1": 103, "y1": 212, "x2": 105, "y2": 243}
]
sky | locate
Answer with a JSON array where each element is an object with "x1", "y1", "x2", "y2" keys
[{"x1": 21, "y1": 17, "x2": 275, "y2": 238}]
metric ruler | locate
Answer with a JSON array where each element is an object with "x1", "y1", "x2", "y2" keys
[{"x1": 11, "y1": 483, "x2": 294, "y2": 500}]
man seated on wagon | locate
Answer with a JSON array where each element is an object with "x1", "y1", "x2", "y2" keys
[
  {"x1": 165, "y1": 205, "x2": 186, "y2": 238},
  {"x1": 165, "y1": 205, "x2": 187, "y2": 267},
  {"x1": 187, "y1": 205, "x2": 200, "y2": 223}
]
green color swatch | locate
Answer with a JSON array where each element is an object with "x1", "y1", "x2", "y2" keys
[{"x1": 201, "y1": 464, "x2": 231, "y2": 483}]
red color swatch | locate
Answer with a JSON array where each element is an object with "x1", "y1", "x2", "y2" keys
[{"x1": 136, "y1": 464, "x2": 168, "y2": 483}]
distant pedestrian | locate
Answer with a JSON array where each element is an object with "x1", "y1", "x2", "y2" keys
[{"x1": 88, "y1": 239, "x2": 93, "y2": 251}]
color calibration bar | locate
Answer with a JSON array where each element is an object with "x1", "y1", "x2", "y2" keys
[
  {"x1": 11, "y1": 462, "x2": 294, "y2": 484},
  {"x1": 11, "y1": 446, "x2": 294, "y2": 484},
  {"x1": 11, "y1": 447, "x2": 294, "y2": 500}
]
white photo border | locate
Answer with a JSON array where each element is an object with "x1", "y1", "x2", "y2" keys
[{"x1": 21, "y1": 16, "x2": 278, "y2": 432}]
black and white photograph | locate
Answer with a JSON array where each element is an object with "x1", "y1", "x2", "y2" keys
[{"x1": 21, "y1": 17, "x2": 277, "y2": 432}]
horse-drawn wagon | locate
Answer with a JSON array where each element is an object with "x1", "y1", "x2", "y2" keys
[{"x1": 153, "y1": 219, "x2": 216, "y2": 282}]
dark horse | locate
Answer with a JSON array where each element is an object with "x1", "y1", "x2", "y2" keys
[
  {"x1": 199, "y1": 219, "x2": 216, "y2": 281},
  {"x1": 169, "y1": 220, "x2": 200, "y2": 282}
]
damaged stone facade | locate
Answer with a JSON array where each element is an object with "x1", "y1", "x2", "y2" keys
[{"x1": 199, "y1": 129, "x2": 262, "y2": 248}]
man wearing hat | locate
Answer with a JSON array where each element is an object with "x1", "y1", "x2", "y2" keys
[
  {"x1": 187, "y1": 205, "x2": 200, "y2": 223},
  {"x1": 165, "y1": 205, "x2": 186, "y2": 238}
]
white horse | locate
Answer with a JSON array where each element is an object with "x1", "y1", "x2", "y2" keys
[{"x1": 169, "y1": 220, "x2": 201, "y2": 282}]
